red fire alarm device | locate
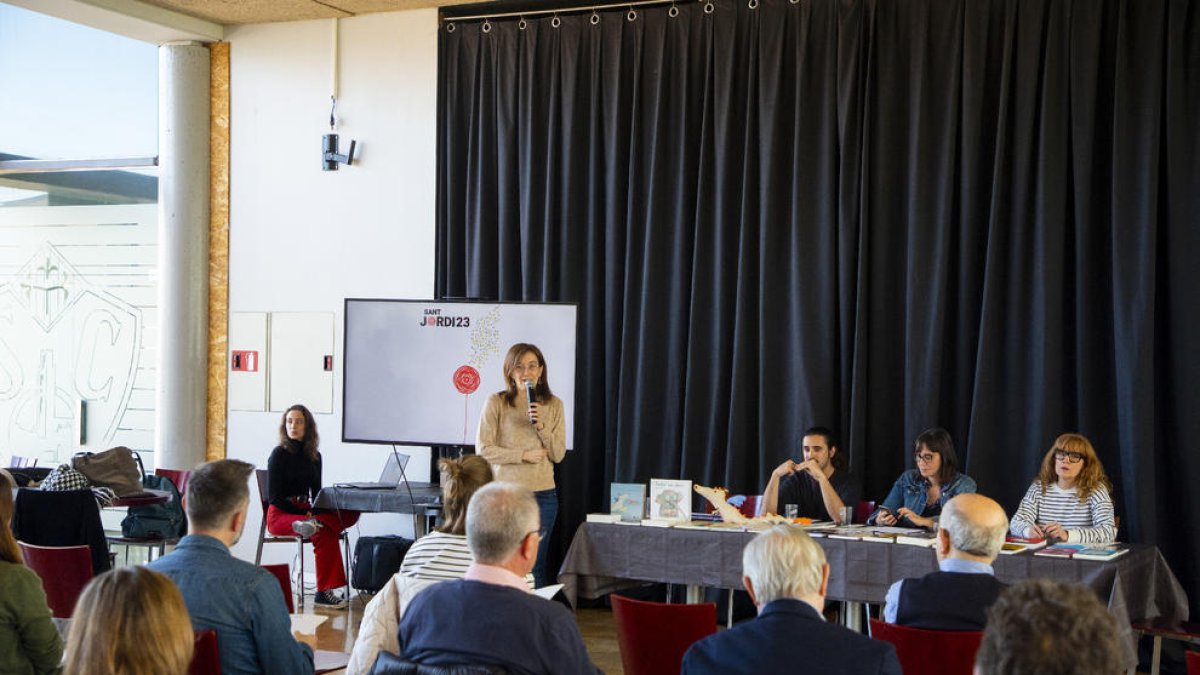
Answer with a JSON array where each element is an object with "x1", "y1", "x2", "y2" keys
[
  {"x1": 232, "y1": 350, "x2": 259, "y2": 372},
  {"x1": 324, "y1": 355, "x2": 334, "y2": 371}
]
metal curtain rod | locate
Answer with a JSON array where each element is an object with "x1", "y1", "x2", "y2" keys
[{"x1": 444, "y1": 0, "x2": 696, "y2": 23}]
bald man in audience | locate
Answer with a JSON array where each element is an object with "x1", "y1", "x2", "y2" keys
[
  {"x1": 883, "y1": 493, "x2": 1008, "y2": 630},
  {"x1": 398, "y1": 482, "x2": 600, "y2": 674},
  {"x1": 682, "y1": 525, "x2": 901, "y2": 675},
  {"x1": 975, "y1": 578, "x2": 1125, "y2": 675}
]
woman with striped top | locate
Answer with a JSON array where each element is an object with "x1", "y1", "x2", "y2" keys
[
  {"x1": 399, "y1": 454, "x2": 493, "y2": 581},
  {"x1": 1010, "y1": 433, "x2": 1117, "y2": 544}
]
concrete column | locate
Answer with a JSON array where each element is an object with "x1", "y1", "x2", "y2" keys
[{"x1": 155, "y1": 42, "x2": 210, "y2": 470}]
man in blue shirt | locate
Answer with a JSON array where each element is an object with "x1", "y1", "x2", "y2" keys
[
  {"x1": 150, "y1": 459, "x2": 314, "y2": 675},
  {"x1": 882, "y1": 493, "x2": 1008, "y2": 630}
]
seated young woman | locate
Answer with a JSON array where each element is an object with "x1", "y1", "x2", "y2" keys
[
  {"x1": 870, "y1": 427, "x2": 977, "y2": 530},
  {"x1": 0, "y1": 469, "x2": 63, "y2": 675},
  {"x1": 1009, "y1": 433, "x2": 1116, "y2": 544}
]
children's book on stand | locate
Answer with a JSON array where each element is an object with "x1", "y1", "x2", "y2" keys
[
  {"x1": 1073, "y1": 544, "x2": 1130, "y2": 561},
  {"x1": 648, "y1": 478, "x2": 693, "y2": 523},
  {"x1": 609, "y1": 483, "x2": 647, "y2": 523},
  {"x1": 999, "y1": 535, "x2": 1048, "y2": 555},
  {"x1": 1033, "y1": 543, "x2": 1086, "y2": 558}
]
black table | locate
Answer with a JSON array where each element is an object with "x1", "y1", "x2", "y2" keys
[
  {"x1": 314, "y1": 483, "x2": 442, "y2": 537},
  {"x1": 559, "y1": 522, "x2": 1190, "y2": 671}
]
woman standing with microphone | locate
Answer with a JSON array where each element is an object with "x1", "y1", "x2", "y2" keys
[{"x1": 476, "y1": 343, "x2": 566, "y2": 587}]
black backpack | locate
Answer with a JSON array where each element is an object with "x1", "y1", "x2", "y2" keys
[
  {"x1": 352, "y1": 535, "x2": 414, "y2": 593},
  {"x1": 120, "y1": 473, "x2": 187, "y2": 539}
]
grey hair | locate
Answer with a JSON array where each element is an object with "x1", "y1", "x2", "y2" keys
[
  {"x1": 941, "y1": 496, "x2": 1008, "y2": 559},
  {"x1": 465, "y1": 482, "x2": 539, "y2": 565},
  {"x1": 742, "y1": 525, "x2": 826, "y2": 605}
]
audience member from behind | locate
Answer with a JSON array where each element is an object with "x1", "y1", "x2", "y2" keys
[
  {"x1": 871, "y1": 428, "x2": 977, "y2": 529},
  {"x1": 0, "y1": 469, "x2": 63, "y2": 675},
  {"x1": 63, "y1": 566, "x2": 193, "y2": 675},
  {"x1": 149, "y1": 459, "x2": 315, "y2": 675},
  {"x1": 761, "y1": 426, "x2": 859, "y2": 523},
  {"x1": 975, "y1": 578, "x2": 1124, "y2": 675},
  {"x1": 883, "y1": 493, "x2": 1008, "y2": 629},
  {"x1": 399, "y1": 482, "x2": 600, "y2": 675},
  {"x1": 1009, "y1": 432, "x2": 1116, "y2": 544},
  {"x1": 682, "y1": 525, "x2": 901, "y2": 675}
]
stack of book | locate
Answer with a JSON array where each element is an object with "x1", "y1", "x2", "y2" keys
[
  {"x1": 1034, "y1": 543, "x2": 1086, "y2": 558},
  {"x1": 999, "y1": 535, "x2": 1048, "y2": 555}
]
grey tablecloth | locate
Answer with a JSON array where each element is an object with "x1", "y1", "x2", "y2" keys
[
  {"x1": 313, "y1": 483, "x2": 442, "y2": 513},
  {"x1": 558, "y1": 522, "x2": 1190, "y2": 670}
]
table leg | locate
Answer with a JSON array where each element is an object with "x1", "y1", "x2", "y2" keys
[
  {"x1": 843, "y1": 601, "x2": 863, "y2": 632},
  {"x1": 686, "y1": 584, "x2": 704, "y2": 604}
]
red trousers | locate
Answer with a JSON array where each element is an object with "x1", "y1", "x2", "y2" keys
[{"x1": 266, "y1": 504, "x2": 359, "y2": 591}]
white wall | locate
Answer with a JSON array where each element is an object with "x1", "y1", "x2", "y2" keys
[{"x1": 224, "y1": 9, "x2": 439, "y2": 565}]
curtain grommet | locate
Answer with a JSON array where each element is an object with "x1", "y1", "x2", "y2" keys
[
  {"x1": 591, "y1": 11, "x2": 600, "y2": 25},
  {"x1": 445, "y1": 22, "x2": 456, "y2": 32},
  {"x1": 748, "y1": 0, "x2": 758, "y2": 8},
  {"x1": 627, "y1": 8, "x2": 638, "y2": 21},
  {"x1": 703, "y1": 2, "x2": 714, "y2": 14},
  {"x1": 668, "y1": 4, "x2": 680, "y2": 17},
  {"x1": 551, "y1": 14, "x2": 562, "y2": 27},
  {"x1": 518, "y1": 17, "x2": 527, "y2": 30},
  {"x1": 481, "y1": 19, "x2": 491, "y2": 33}
]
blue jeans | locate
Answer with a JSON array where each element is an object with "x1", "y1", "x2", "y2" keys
[{"x1": 534, "y1": 489, "x2": 558, "y2": 588}]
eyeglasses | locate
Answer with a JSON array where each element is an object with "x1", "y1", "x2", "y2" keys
[
  {"x1": 1054, "y1": 449, "x2": 1085, "y2": 464},
  {"x1": 914, "y1": 452, "x2": 937, "y2": 464}
]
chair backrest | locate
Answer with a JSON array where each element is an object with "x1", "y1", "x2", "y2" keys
[
  {"x1": 18, "y1": 542, "x2": 94, "y2": 618},
  {"x1": 188, "y1": 629, "x2": 220, "y2": 675},
  {"x1": 156, "y1": 468, "x2": 191, "y2": 498},
  {"x1": 869, "y1": 618, "x2": 982, "y2": 675},
  {"x1": 255, "y1": 469, "x2": 271, "y2": 514},
  {"x1": 262, "y1": 563, "x2": 295, "y2": 613},
  {"x1": 610, "y1": 594, "x2": 716, "y2": 675},
  {"x1": 738, "y1": 495, "x2": 761, "y2": 518},
  {"x1": 855, "y1": 500, "x2": 877, "y2": 525},
  {"x1": 1186, "y1": 650, "x2": 1200, "y2": 675},
  {"x1": 369, "y1": 650, "x2": 510, "y2": 675}
]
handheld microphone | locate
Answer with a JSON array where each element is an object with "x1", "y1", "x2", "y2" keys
[{"x1": 524, "y1": 379, "x2": 537, "y2": 425}]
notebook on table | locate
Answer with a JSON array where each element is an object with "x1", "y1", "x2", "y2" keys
[{"x1": 334, "y1": 451, "x2": 409, "y2": 490}]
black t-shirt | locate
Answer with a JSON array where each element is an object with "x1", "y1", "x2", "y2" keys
[{"x1": 777, "y1": 467, "x2": 859, "y2": 520}]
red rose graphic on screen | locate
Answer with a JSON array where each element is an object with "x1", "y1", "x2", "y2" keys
[{"x1": 453, "y1": 365, "x2": 480, "y2": 394}]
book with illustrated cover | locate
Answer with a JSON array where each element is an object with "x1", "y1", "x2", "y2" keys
[
  {"x1": 1073, "y1": 545, "x2": 1130, "y2": 561},
  {"x1": 648, "y1": 479, "x2": 693, "y2": 522},
  {"x1": 609, "y1": 483, "x2": 647, "y2": 522},
  {"x1": 1034, "y1": 543, "x2": 1085, "y2": 558},
  {"x1": 999, "y1": 535, "x2": 1048, "y2": 555}
]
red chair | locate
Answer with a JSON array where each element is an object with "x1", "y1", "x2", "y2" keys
[
  {"x1": 1131, "y1": 618, "x2": 1200, "y2": 675},
  {"x1": 869, "y1": 618, "x2": 982, "y2": 675},
  {"x1": 611, "y1": 594, "x2": 716, "y2": 675},
  {"x1": 18, "y1": 542, "x2": 94, "y2": 618},
  {"x1": 1186, "y1": 650, "x2": 1200, "y2": 675},
  {"x1": 188, "y1": 629, "x2": 219, "y2": 675},
  {"x1": 855, "y1": 500, "x2": 876, "y2": 525},
  {"x1": 262, "y1": 563, "x2": 296, "y2": 613},
  {"x1": 156, "y1": 468, "x2": 191, "y2": 498},
  {"x1": 109, "y1": 468, "x2": 190, "y2": 564},
  {"x1": 738, "y1": 495, "x2": 761, "y2": 518}
]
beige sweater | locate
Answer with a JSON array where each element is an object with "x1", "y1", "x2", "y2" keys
[{"x1": 475, "y1": 391, "x2": 566, "y2": 492}]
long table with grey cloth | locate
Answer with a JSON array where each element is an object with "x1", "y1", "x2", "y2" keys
[
  {"x1": 314, "y1": 483, "x2": 442, "y2": 537},
  {"x1": 559, "y1": 522, "x2": 1189, "y2": 671}
]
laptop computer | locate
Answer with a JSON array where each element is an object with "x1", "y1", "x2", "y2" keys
[{"x1": 334, "y1": 450, "x2": 410, "y2": 490}]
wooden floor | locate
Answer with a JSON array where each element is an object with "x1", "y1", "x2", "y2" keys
[{"x1": 298, "y1": 594, "x2": 625, "y2": 675}]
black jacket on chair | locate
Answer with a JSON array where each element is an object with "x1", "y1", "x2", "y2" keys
[{"x1": 12, "y1": 488, "x2": 112, "y2": 574}]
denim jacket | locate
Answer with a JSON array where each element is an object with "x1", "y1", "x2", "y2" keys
[
  {"x1": 149, "y1": 535, "x2": 314, "y2": 675},
  {"x1": 870, "y1": 469, "x2": 977, "y2": 529}
]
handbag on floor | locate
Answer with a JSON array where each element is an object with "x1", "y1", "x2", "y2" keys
[{"x1": 352, "y1": 535, "x2": 414, "y2": 593}]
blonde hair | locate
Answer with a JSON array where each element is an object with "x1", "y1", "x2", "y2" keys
[
  {"x1": 437, "y1": 454, "x2": 494, "y2": 536},
  {"x1": 64, "y1": 567, "x2": 194, "y2": 675},
  {"x1": 1035, "y1": 433, "x2": 1112, "y2": 503},
  {"x1": 742, "y1": 525, "x2": 826, "y2": 604},
  {"x1": 0, "y1": 471, "x2": 22, "y2": 564}
]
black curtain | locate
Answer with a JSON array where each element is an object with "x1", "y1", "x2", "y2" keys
[{"x1": 436, "y1": 0, "x2": 1200, "y2": 616}]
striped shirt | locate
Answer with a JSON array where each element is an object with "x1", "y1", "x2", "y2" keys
[
  {"x1": 1009, "y1": 482, "x2": 1117, "y2": 544},
  {"x1": 398, "y1": 531, "x2": 536, "y2": 588}
]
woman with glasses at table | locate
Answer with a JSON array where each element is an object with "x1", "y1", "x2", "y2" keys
[
  {"x1": 476, "y1": 342, "x2": 566, "y2": 588},
  {"x1": 870, "y1": 428, "x2": 977, "y2": 530},
  {"x1": 1009, "y1": 433, "x2": 1116, "y2": 544}
]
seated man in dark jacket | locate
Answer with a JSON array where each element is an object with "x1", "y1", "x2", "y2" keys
[
  {"x1": 883, "y1": 493, "x2": 1008, "y2": 630},
  {"x1": 682, "y1": 524, "x2": 901, "y2": 675},
  {"x1": 399, "y1": 482, "x2": 600, "y2": 675}
]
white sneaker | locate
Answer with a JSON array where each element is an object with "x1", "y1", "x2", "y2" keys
[{"x1": 291, "y1": 519, "x2": 319, "y2": 537}]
